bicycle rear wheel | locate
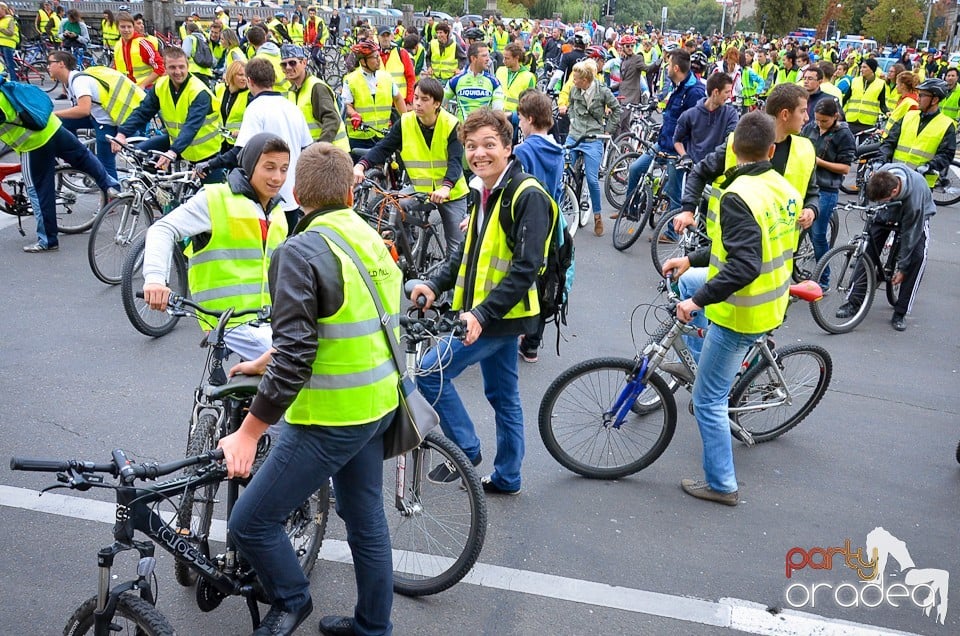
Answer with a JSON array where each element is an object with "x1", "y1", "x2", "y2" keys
[
  {"x1": 809, "y1": 244, "x2": 876, "y2": 334},
  {"x1": 881, "y1": 234, "x2": 901, "y2": 307},
  {"x1": 603, "y1": 151, "x2": 639, "y2": 210},
  {"x1": 931, "y1": 159, "x2": 960, "y2": 207},
  {"x1": 54, "y1": 167, "x2": 104, "y2": 234},
  {"x1": 538, "y1": 357, "x2": 677, "y2": 479},
  {"x1": 87, "y1": 196, "x2": 151, "y2": 285},
  {"x1": 65, "y1": 593, "x2": 175, "y2": 636},
  {"x1": 612, "y1": 181, "x2": 649, "y2": 252},
  {"x1": 728, "y1": 344, "x2": 832, "y2": 443},
  {"x1": 792, "y1": 213, "x2": 837, "y2": 283},
  {"x1": 387, "y1": 431, "x2": 487, "y2": 597},
  {"x1": 120, "y1": 235, "x2": 188, "y2": 338},
  {"x1": 413, "y1": 222, "x2": 447, "y2": 280}
]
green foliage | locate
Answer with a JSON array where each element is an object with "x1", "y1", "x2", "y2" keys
[
  {"x1": 614, "y1": 0, "x2": 723, "y2": 35},
  {"x1": 754, "y1": 0, "x2": 803, "y2": 37},
  {"x1": 861, "y1": 0, "x2": 924, "y2": 44}
]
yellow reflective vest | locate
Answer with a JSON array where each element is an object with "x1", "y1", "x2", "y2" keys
[
  {"x1": 399, "y1": 110, "x2": 469, "y2": 200},
  {"x1": 892, "y1": 110, "x2": 954, "y2": 186},
  {"x1": 289, "y1": 75, "x2": 350, "y2": 151},
  {"x1": 115, "y1": 37, "x2": 157, "y2": 86},
  {"x1": 286, "y1": 209, "x2": 402, "y2": 427},
  {"x1": 73, "y1": 66, "x2": 146, "y2": 126},
  {"x1": 495, "y1": 66, "x2": 536, "y2": 113},
  {"x1": 430, "y1": 39, "x2": 458, "y2": 81},
  {"x1": 705, "y1": 170, "x2": 801, "y2": 333},
  {"x1": 0, "y1": 91, "x2": 59, "y2": 152},
  {"x1": 453, "y1": 177, "x2": 557, "y2": 319},
  {"x1": 185, "y1": 183, "x2": 287, "y2": 328},
  {"x1": 846, "y1": 75, "x2": 886, "y2": 126},
  {"x1": 383, "y1": 47, "x2": 409, "y2": 101},
  {"x1": 101, "y1": 19, "x2": 120, "y2": 49},
  {"x1": 0, "y1": 15, "x2": 17, "y2": 48},
  {"x1": 154, "y1": 75, "x2": 222, "y2": 162},
  {"x1": 345, "y1": 68, "x2": 393, "y2": 140},
  {"x1": 214, "y1": 83, "x2": 249, "y2": 144}
]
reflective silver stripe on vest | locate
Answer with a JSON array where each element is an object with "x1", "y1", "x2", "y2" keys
[
  {"x1": 710, "y1": 249, "x2": 794, "y2": 274},
  {"x1": 727, "y1": 279, "x2": 791, "y2": 307},
  {"x1": 489, "y1": 255, "x2": 512, "y2": 273},
  {"x1": 305, "y1": 358, "x2": 397, "y2": 390},
  {"x1": 307, "y1": 122, "x2": 322, "y2": 132},
  {"x1": 317, "y1": 314, "x2": 398, "y2": 339},
  {"x1": 192, "y1": 282, "x2": 264, "y2": 303},
  {"x1": 189, "y1": 248, "x2": 264, "y2": 266},
  {"x1": 0, "y1": 122, "x2": 34, "y2": 149},
  {"x1": 103, "y1": 82, "x2": 137, "y2": 123}
]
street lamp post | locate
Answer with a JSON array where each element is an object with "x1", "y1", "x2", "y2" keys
[{"x1": 923, "y1": 0, "x2": 937, "y2": 41}]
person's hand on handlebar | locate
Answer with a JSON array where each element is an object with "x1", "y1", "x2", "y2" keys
[
  {"x1": 110, "y1": 132, "x2": 127, "y2": 154},
  {"x1": 430, "y1": 185, "x2": 451, "y2": 204},
  {"x1": 672, "y1": 210, "x2": 696, "y2": 233},
  {"x1": 353, "y1": 163, "x2": 366, "y2": 185},
  {"x1": 155, "y1": 150, "x2": 176, "y2": 172},
  {"x1": 675, "y1": 298, "x2": 702, "y2": 324},
  {"x1": 558, "y1": 105, "x2": 567, "y2": 116},
  {"x1": 143, "y1": 282, "x2": 172, "y2": 311},
  {"x1": 410, "y1": 283, "x2": 436, "y2": 310},
  {"x1": 661, "y1": 256, "x2": 691, "y2": 280}
]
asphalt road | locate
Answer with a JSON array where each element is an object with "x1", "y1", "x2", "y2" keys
[{"x1": 1, "y1": 160, "x2": 958, "y2": 636}]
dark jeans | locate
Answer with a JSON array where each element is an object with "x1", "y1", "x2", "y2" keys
[
  {"x1": 229, "y1": 414, "x2": 394, "y2": 635},
  {"x1": 61, "y1": 116, "x2": 118, "y2": 181},
  {"x1": 25, "y1": 126, "x2": 117, "y2": 248},
  {"x1": 0, "y1": 45, "x2": 15, "y2": 77}
]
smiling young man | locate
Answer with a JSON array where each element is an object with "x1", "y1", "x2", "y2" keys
[{"x1": 411, "y1": 108, "x2": 555, "y2": 496}]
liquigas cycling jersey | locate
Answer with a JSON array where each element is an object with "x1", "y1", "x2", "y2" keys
[{"x1": 444, "y1": 70, "x2": 504, "y2": 121}]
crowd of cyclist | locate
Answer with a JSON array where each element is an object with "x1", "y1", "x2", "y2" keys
[{"x1": 0, "y1": 3, "x2": 952, "y2": 632}]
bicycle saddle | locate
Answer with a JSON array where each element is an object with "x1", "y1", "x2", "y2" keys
[
  {"x1": 203, "y1": 374, "x2": 263, "y2": 400},
  {"x1": 789, "y1": 280, "x2": 823, "y2": 303}
]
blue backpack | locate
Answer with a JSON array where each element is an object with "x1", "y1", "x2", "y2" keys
[{"x1": 0, "y1": 74, "x2": 53, "y2": 131}]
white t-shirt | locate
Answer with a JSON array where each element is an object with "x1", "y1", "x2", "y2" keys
[
  {"x1": 67, "y1": 70, "x2": 112, "y2": 126},
  {"x1": 235, "y1": 93, "x2": 313, "y2": 212},
  {"x1": 340, "y1": 68, "x2": 399, "y2": 106}
]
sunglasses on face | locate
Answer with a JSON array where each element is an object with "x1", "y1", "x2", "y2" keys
[{"x1": 281, "y1": 60, "x2": 301, "y2": 68}]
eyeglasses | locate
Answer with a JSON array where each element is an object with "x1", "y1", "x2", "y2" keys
[{"x1": 280, "y1": 60, "x2": 301, "y2": 68}]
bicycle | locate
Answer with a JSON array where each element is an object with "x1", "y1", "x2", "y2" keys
[
  {"x1": 353, "y1": 179, "x2": 448, "y2": 282},
  {"x1": 809, "y1": 199, "x2": 903, "y2": 334},
  {"x1": 610, "y1": 142, "x2": 684, "y2": 252},
  {"x1": 0, "y1": 159, "x2": 106, "y2": 236},
  {"x1": 538, "y1": 279, "x2": 832, "y2": 479},
  {"x1": 840, "y1": 141, "x2": 960, "y2": 207},
  {"x1": 559, "y1": 134, "x2": 600, "y2": 237},
  {"x1": 156, "y1": 294, "x2": 328, "y2": 589},
  {"x1": 120, "y1": 234, "x2": 189, "y2": 338},
  {"x1": 88, "y1": 137, "x2": 197, "y2": 285},
  {"x1": 12, "y1": 39, "x2": 60, "y2": 93}
]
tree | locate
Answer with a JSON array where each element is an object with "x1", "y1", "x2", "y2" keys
[
  {"x1": 754, "y1": 0, "x2": 802, "y2": 37},
  {"x1": 861, "y1": 0, "x2": 924, "y2": 45}
]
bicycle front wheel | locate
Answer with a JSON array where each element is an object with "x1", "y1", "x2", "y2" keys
[
  {"x1": 174, "y1": 413, "x2": 221, "y2": 587},
  {"x1": 604, "y1": 151, "x2": 639, "y2": 210},
  {"x1": 387, "y1": 431, "x2": 487, "y2": 597},
  {"x1": 559, "y1": 183, "x2": 580, "y2": 238},
  {"x1": 810, "y1": 244, "x2": 876, "y2": 334},
  {"x1": 120, "y1": 235, "x2": 188, "y2": 338},
  {"x1": 612, "y1": 180, "x2": 650, "y2": 252},
  {"x1": 931, "y1": 159, "x2": 960, "y2": 207},
  {"x1": 55, "y1": 167, "x2": 104, "y2": 234},
  {"x1": 64, "y1": 593, "x2": 175, "y2": 636},
  {"x1": 87, "y1": 196, "x2": 149, "y2": 285},
  {"x1": 538, "y1": 357, "x2": 677, "y2": 479},
  {"x1": 729, "y1": 345, "x2": 833, "y2": 443}
]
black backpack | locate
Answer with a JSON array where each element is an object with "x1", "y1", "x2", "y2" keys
[
  {"x1": 190, "y1": 33, "x2": 214, "y2": 69},
  {"x1": 497, "y1": 174, "x2": 575, "y2": 353}
]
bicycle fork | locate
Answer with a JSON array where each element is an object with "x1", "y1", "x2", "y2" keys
[{"x1": 93, "y1": 540, "x2": 158, "y2": 636}]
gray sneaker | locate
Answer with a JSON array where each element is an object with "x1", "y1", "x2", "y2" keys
[{"x1": 680, "y1": 478, "x2": 738, "y2": 506}]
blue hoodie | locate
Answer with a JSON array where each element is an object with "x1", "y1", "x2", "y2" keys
[{"x1": 513, "y1": 133, "x2": 565, "y2": 202}]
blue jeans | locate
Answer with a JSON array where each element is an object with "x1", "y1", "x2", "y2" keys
[
  {"x1": 0, "y1": 46, "x2": 15, "y2": 77},
  {"x1": 678, "y1": 267, "x2": 709, "y2": 362},
  {"x1": 25, "y1": 126, "x2": 118, "y2": 248},
  {"x1": 61, "y1": 116, "x2": 118, "y2": 181},
  {"x1": 417, "y1": 333, "x2": 525, "y2": 491},
  {"x1": 566, "y1": 136, "x2": 603, "y2": 216},
  {"x1": 626, "y1": 143, "x2": 680, "y2": 211},
  {"x1": 692, "y1": 323, "x2": 762, "y2": 494},
  {"x1": 813, "y1": 189, "x2": 838, "y2": 286},
  {"x1": 229, "y1": 415, "x2": 394, "y2": 635}
]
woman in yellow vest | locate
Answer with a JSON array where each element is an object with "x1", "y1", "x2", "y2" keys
[
  {"x1": 101, "y1": 9, "x2": 120, "y2": 51},
  {"x1": 883, "y1": 71, "x2": 919, "y2": 136},
  {"x1": 289, "y1": 13, "x2": 304, "y2": 45},
  {"x1": 221, "y1": 28, "x2": 246, "y2": 66},
  {"x1": 215, "y1": 60, "x2": 249, "y2": 150},
  {"x1": 352, "y1": 77, "x2": 469, "y2": 256},
  {"x1": 0, "y1": 2, "x2": 17, "y2": 75}
]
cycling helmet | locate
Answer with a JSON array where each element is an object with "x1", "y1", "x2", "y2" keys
[
  {"x1": 572, "y1": 32, "x2": 589, "y2": 48},
  {"x1": 619, "y1": 34, "x2": 636, "y2": 47},
  {"x1": 917, "y1": 77, "x2": 949, "y2": 99},
  {"x1": 464, "y1": 27, "x2": 485, "y2": 41},
  {"x1": 274, "y1": 12, "x2": 285, "y2": 19},
  {"x1": 690, "y1": 51, "x2": 709, "y2": 69},
  {"x1": 586, "y1": 45, "x2": 607, "y2": 61},
  {"x1": 351, "y1": 40, "x2": 381, "y2": 57}
]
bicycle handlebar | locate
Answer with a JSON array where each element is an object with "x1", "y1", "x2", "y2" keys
[
  {"x1": 135, "y1": 292, "x2": 270, "y2": 322},
  {"x1": 11, "y1": 448, "x2": 225, "y2": 484}
]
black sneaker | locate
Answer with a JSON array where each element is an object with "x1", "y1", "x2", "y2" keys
[
  {"x1": 481, "y1": 475, "x2": 521, "y2": 496},
  {"x1": 835, "y1": 302, "x2": 859, "y2": 319},
  {"x1": 318, "y1": 615, "x2": 356, "y2": 636},
  {"x1": 253, "y1": 599, "x2": 313, "y2": 635},
  {"x1": 891, "y1": 313, "x2": 906, "y2": 332},
  {"x1": 428, "y1": 451, "x2": 482, "y2": 484}
]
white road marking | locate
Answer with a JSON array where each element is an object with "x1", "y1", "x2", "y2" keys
[{"x1": 0, "y1": 485, "x2": 920, "y2": 636}]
